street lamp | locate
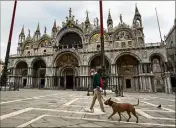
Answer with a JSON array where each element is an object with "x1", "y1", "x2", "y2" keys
[{"x1": 1, "y1": 0, "x2": 17, "y2": 87}]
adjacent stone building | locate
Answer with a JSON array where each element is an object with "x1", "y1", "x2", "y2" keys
[
  {"x1": 0, "y1": 59, "x2": 4, "y2": 77},
  {"x1": 7, "y1": 5, "x2": 172, "y2": 93},
  {"x1": 165, "y1": 18, "x2": 176, "y2": 91}
]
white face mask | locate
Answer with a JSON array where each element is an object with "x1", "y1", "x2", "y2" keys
[{"x1": 91, "y1": 72, "x2": 94, "y2": 76}]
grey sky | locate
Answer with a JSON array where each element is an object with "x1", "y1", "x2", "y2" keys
[{"x1": 1, "y1": 1, "x2": 175, "y2": 61}]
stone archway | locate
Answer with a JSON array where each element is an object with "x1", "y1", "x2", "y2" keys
[
  {"x1": 61, "y1": 68, "x2": 75, "y2": 89},
  {"x1": 116, "y1": 54, "x2": 140, "y2": 91},
  {"x1": 54, "y1": 52, "x2": 79, "y2": 89},
  {"x1": 89, "y1": 55, "x2": 110, "y2": 72},
  {"x1": 150, "y1": 54, "x2": 165, "y2": 92},
  {"x1": 32, "y1": 59, "x2": 46, "y2": 88},
  {"x1": 59, "y1": 32, "x2": 82, "y2": 49},
  {"x1": 15, "y1": 61, "x2": 28, "y2": 88}
]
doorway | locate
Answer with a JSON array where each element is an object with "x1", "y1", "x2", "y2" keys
[
  {"x1": 66, "y1": 75, "x2": 73, "y2": 89},
  {"x1": 40, "y1": 79, "x2": 45, "y2": 88},
  {"x1": 171, "y1": 77, "x2": 176, "y2": 92},
  {"x1": 62, "y1": 68, "x2": 75, "y2": 90},
  {"x1": 23, "y1": 79, "x2": 27, "y2": 87},
  {"x1": 126, "y1": 79, "x2": 131, "y2": 88}
]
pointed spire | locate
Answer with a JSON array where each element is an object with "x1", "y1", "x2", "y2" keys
[
  {"x1": 107, "y1": 9, "x2": 113, "y2": 28},
  {"x1": 21, "y1": 25, "x2": 24, "y2": 34},
  {"x1": 85, "y1": 10, "x2": 90, "y2": 24},
  {"x1": 108, "y1": 9, "x2": 112, "y2": 20},
  {"x1": 53, "y1": 20, "x2": 56, "y2": 28},
  {"x1": 52, "y1": 20, "x2": 57, "y2": 33},
  {"x1": 135, "y1": 3, "x2": 140, "y2": 16},
  {"x1": 36, "y1": 23, "x2": 40, "y2": 32}
]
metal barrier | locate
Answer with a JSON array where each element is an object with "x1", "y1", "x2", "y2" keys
[{"x1": 0, "y1": 81, "x2": 19, "y2": 91}]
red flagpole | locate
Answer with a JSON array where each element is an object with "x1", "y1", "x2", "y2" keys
[
  {"x1": 99, "y1": 0, "x2": 105, "y2": 68},
  {"x1": 1, "y1": 0, "x2": 17, "y2": 87}
]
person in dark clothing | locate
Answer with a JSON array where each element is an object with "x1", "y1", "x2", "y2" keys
[{"x1": 89, "y1": 68, "x2": 105, "y2": 113}]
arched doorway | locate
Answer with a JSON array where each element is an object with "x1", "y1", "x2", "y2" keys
[
  {"x1": 89, "y1": 55, "x2": 110, "y2": 72},
  {"x1": 116, "y1": 55, "x2": 139, "y2": 91},
  {"x1": 59, "y1": 32, "x2": 82, "y2": 49},
  {"x1": 32, "y1": 59, "x2": 46, "y2": 88},
  {"x1": 150, "y1": 54, "x2": 165, "y2": 92},
  {"x1": 55, "y1": 52, "x2": 79, "y2": 89},
  {"x1": 15, "y1": 61, "x2": 28, "y2": 88},
  {"x1": 61, "y1": 68, "x2": 75, "y2": 89}
]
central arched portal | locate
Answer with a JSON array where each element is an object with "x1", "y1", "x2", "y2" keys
[{"x1": 55, "y1": 52, "x2": 79, "y2": 90}]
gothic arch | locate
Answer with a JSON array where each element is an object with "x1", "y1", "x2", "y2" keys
[{"x1": 113, "y1": 52, "x2": 142, "y2": 64}]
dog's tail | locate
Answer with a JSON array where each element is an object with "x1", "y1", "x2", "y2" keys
[{"x1": 133, "y1": 99, "x2": 139, "y2": 106}]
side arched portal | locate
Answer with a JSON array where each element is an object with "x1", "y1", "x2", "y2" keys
[
  {"x1": 116, "y1": 55, "x2": 140, "y2": 91},
  {"x1": 150, "y1": 54, "x2": 165, "y2": 92},
  {"x1": 32, "y1": 59, "x2": 46, "y2": 88},
  {"x1": 15, "y1": 61, "x2": 28, "y2": 88}
]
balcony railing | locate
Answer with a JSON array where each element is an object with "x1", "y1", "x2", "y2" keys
[
  {"x1": 10, "y1": 52, "x2": 53, "y2": 58},
  {"x1": 10, "y1": 42, "x2": 165, "y2": 57}
]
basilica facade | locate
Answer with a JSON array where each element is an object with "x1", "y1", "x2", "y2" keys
[{"x1": 7, "y1": 5, "x2": 172, "y2": 93}]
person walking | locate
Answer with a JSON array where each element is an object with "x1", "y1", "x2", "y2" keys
[{"x1": 89, "y1": 68, "x2": 105, "y2": 113}]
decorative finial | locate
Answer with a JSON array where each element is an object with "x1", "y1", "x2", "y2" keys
[
  {"x1": 36, "y1": 22, "x2": 40, "y2": 32},
  {"x1": 86, "y1": 10, "x2": 89, "y2": 17},
  {"x1": 21, "y1": 25, "x2": 24, "y2": 34},
  {"x1": 120, "y1": 14, "x2": 123, "y2": 24},
  {"x1": 44, "y1": 26, "x2": 47, "y2": 33},
  {"x1": 69, "y1": 8, "x2": 72, "y2": 18},
  {"x1": 28, "y1": 29, "x2": 30, "y2": 36}
]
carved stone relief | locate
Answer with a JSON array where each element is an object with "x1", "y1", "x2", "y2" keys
[
  {"x1": 56, "y1": 54, "x2": 78, "y2": 67},
  {"x1": 142, "y1": 51, "x2": 147, "y2": 59},
  {"x1": 114, "y1": 31, "x2": 132, "y2": 41}
]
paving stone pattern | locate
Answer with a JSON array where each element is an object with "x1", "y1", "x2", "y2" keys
[{"x1": 0, "y1": 89, "x2": 175, "y2": 127}]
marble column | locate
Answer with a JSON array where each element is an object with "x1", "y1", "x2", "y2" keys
[
  {"x1": 27, "y1": 67, "x2": 32, "y2": 88},
  {"x1": 164, "y1": 72, "x2": 172, "y2": 94}
]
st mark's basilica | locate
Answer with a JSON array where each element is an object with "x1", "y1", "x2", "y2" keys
[{"x1": 7, "y1": 5, "x2": 173, "y2": 93}]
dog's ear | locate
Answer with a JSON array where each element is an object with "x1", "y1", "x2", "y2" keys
[{"x1": 109, "y1": 98, "x2": 111, "y2": 101}]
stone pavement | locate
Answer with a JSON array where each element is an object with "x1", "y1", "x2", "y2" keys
[{"x1": 0, "y1": 89, "x2": 175, "y2": 127}]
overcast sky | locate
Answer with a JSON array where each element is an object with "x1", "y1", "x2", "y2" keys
[{"x1": 1, "y1": 1, "x2": 175, "y2": 61}]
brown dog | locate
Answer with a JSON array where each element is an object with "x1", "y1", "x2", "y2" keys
[{"x1": 104, "y1": 98, "x2": 139, "y2": 123}]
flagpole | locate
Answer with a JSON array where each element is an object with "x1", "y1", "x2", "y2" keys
[
  {"x1": 99, "y1": 0, "x2": 105, "y2": 68},
  {"x1": 1, "y1": 0, "x2": 17, "y2": 87},
  {"x1": 155, "y1": 7, "x2": 163, "y2": 43}
]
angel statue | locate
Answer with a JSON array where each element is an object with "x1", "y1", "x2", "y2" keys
[
  {"x1": 44, "y1": 26, "x2": 47, "y2": 34},
  {"x1": 28, "y1": 29, "x2": 30, "y2": 36}
]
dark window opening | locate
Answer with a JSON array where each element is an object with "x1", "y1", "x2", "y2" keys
[
  {"x1": 126, "y1": 79, "x2": 131, "y2": 88},
  {"x1": 59, "y1": 32, "x2": 82, "y2": 49},
  {"x1": 97, "y1": 45, "x2": 100, "y2": 50}
]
